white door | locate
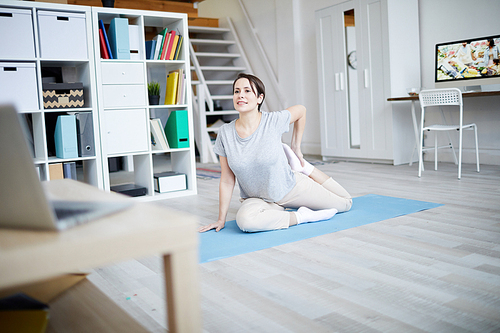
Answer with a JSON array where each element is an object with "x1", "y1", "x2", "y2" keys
[
  {"x1": 316, "y1": 0, "x2": 392, "y2": 160},
  {"x1": 316, "y1": 1, "x2": 353, "y2": 156}
]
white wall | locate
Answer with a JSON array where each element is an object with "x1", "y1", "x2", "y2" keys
[
  {"x1": 199, "y1": 0, "x2": 500, "y2": 164},
  {"x1": 419, "y1": 0, "x2": 500, "y2": 165}
]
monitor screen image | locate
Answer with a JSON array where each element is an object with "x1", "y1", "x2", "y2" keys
[{"x1": 435, "y1": 35, "x2": 500, "y2": 83}]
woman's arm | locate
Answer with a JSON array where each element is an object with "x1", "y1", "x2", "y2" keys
[
  {"x1": 287, "y1": 104, "x2": 307, "y2": 166},
  {"x1": 198, "y1": 156, "x2": 236, "y2": 232}
]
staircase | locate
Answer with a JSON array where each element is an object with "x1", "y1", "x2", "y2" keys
[{"x1": 189, "y1": 17, "x2": 254, "y2": 163}]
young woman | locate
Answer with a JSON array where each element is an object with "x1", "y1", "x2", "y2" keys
[{"x1": 198, "y1": 73, "x2": 352, "y2": 233}]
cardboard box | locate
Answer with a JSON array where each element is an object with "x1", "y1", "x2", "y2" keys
[
  {"x1": 154, "y1": 171, "x2": 187, "y2": 193},
  {"x1": 43, "y1": 82, "x2": 84, "y2": 109}
]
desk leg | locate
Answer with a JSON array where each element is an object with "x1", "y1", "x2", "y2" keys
[
  {"x1": 163, "y1": 249, "x2": 201, "y2": 333},
  {"x1": 409, "y1": 100, "x2": 420, "y2": 167}
]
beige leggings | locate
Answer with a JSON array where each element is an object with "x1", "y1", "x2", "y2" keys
[{"x1": 236, "y1": 171, "x2": 352, "y2": 232}]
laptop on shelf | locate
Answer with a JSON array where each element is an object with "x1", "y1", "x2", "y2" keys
[{"x1": 0, "y1": 105, "x2": 132, "y2": 231}]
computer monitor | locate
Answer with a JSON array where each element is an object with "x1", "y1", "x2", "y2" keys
[{"x1": 435, "y1": 35, "x2": 500, "y2": 91}]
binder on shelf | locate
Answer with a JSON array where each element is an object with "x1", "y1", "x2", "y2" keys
[
  {"x1": 165, "y1": 110, "x2": 189, "y2": 148},
  {"x1": 48, "y1": 163, "x2": 64, "y2": 180},
  {"x1": 145, "y1": 40, "x2": 156, "y2": 60},
  {"x1": 128, "y1": 25, "x2": 140, "y2": 60},
  {"x1": 75, "y1": 112, "x2": 94, "y2": 157},
  {"x1": 63, "y1": 162, "x2": 77, "y2": 180},
  {"x1": 154, "y1": 171, "x2": 186, "y2": 193},
  {"x1": 165, "y1": 70, "x2": 179, "y2": 105},
  {"x1": 107, "y1": 17, "x2": 130, "y2": 60},
  {"x1": 54, "y1": 115, "x2": 78, "y2": 159},
  {"x1": 99, "y1": 20, "x2": 113, "y2": 59},
  {"x1": 150, "y1": 118, "x2": 169, "y2": 150}
]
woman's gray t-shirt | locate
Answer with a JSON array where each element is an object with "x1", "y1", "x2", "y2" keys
[{"x1": 213, "y1": 110, "x2": 296, "y2": 202}]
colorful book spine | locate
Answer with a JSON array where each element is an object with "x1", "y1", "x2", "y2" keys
[
  {"x1": 165, "y1": 71, "x2": 179, "y2": 105},
  {"x1": 145, "y1": 40, "x2": 156, "y2": 60},
  {"x1": 164, "y1": 30, "x2": 176, "y2": 61},
  {"x1": 153, "y1": 34, "x2": 163, "y2": 60},
  {"x1": 99, "y1": 19, "x2": 113, "y2": 59},
  {"x1": 99, "y1": 29, "x2": 110, "y2": 59},
  {"x1": 169, "y1": 35, "x2": 179, "y2": 60},
  {"x1": 158, "y1": 28, "x2": 169, "y2": 60},
  {"x1": 174, "y1": 35, "x2": 183, "y2": 60}
]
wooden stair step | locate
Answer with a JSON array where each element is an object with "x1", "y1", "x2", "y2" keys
[
  {"x1": 194, "y1": 52, "x2": 240, "y2": 58},
  {"x1": 205, "y1": 110, "x2": 239, "y2": 116},
  {"x1": 211, "y1": 95, "x2": 233, "y2": 100},
  {"x1": 189, "y1": 26, "x2": 230, "y2": 33},
  {"x1": 188, "y1": 17, "x2": 219, "y2": 28},
  {"x1": 191, "y1": 80, "x2": 234, "y2": 86},
  {"x1": 196, "y1": 66, "x2": 247, "y2": 71},
  {"x1": 190, "y1": 39, "x2": 235, "y2": 45}
]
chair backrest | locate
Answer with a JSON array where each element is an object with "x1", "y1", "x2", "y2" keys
[{"x1": 419, "y1": 88, "x2": 462, "y2": 108}]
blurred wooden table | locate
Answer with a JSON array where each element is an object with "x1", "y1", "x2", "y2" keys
[{"x1": 0, "y1": 179, "x2": 200, "y2": 333}]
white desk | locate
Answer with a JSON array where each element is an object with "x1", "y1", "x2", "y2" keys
[
  {"x1": 0, "y1": 179, "x2": 201, "y2": 333},
  {"x1": 387, "y1": 90, "x2": 500, "y2": 165}
]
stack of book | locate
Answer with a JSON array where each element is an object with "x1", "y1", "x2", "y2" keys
[
  {"x1": 165, "y1": 69, "x2": 186, "y2": 105},
  {"x1": 145, "y1": 28, "x2": 183, "y2": 60}
]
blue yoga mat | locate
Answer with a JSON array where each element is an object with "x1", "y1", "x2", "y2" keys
[{"x1": 199, "y1": 194, "x2": 443, "y2": 263}]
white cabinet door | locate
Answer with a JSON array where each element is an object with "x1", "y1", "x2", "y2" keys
[
  {"x1": 316, "y1": 0, "x2": 391, "y2": 160},
  {"x1": 357, "y1": 0, "x2": 392, "y2": 160},
  {"x1": 316, "y1": 1, "x2": 355, "y2": 157},
  {"x1": 104, "y1": 109, "x2": 148, "y2": 154}
]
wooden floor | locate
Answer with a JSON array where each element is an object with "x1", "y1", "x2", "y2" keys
[{"x1": 71, "y1": 159, "x2": 500, "y2": 332}]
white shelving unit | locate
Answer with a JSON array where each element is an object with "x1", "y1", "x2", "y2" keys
[
  {"x1": 91, "y1": 7, "x2": 197, "y2": 200},
  {"x1": 0, "y1": 1, "x2": 102, "y2": 187}
]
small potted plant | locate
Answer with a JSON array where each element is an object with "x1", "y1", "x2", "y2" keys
[{"x1": 148, "y1": 81, "x2": 161, "y2": 105}]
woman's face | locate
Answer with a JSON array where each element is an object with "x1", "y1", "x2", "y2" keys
[{"x1": 233, "y1": 78, "x2": 263, "y2": 113}]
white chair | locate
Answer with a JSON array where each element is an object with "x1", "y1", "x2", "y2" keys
[{"x1": 418, "y1": 88, "x2": 479, "y2": 179}]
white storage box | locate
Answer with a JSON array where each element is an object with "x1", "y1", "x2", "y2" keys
[
  {"x1": 37, "y1": 10, "x2": 87, "y2": 59},
  {"x1": 154, "y1": 172, "x2": 187, "y2": 193},
  {"x1": 0, "y1": 8, "x2": 35, "y2": 59},
  {"x1": 103, "y1": 109, "x2": 148, "y2": 154},
  {"x1": 0, "y1": 62, "x2": 39, "y2": 111}
]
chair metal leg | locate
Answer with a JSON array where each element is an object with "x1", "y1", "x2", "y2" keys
[
  {"x1": 434, "y1": 132, "x2": 438, "y2": 171},
  {"x1": 418, "y1": 129, "x2": 424, "y2": 178},
  {"x1": 474, "y1": 125, "x2": 480, "y2": 172},
  {"x1": 458, "y1": 127, "x2": 463, "y2": 180},
  {"x1": 440, "y1": 108, "x2": 458, "y2": 165}
]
